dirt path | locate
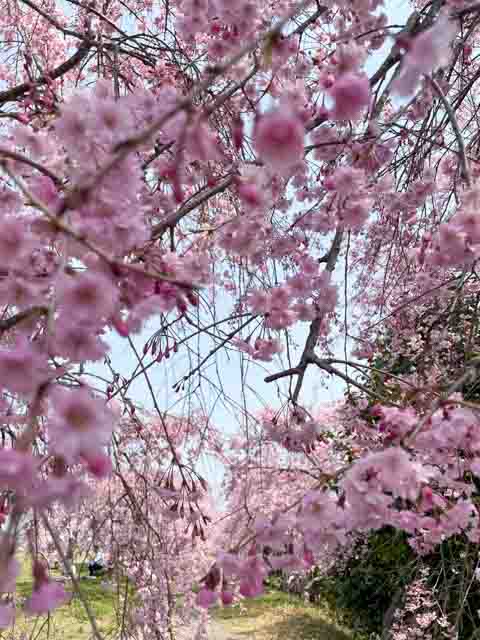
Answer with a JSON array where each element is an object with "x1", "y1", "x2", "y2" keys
[
  {"x1": 209, "y1": 591, "x2": 353, "y2": 640},
  {"x1": 207, "y1": 622, "x2": 242, "y2": 640},
  {"x1": 176, "y1": 619, "x2": 243, "y2": 640},
  {"x1": 177, "y1": 591, "x2": 352, "y2": 639}
]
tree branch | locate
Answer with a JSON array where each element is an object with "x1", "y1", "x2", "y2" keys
[
  {"x1": 264, "y1": 367, "x2": 302, "y2": 383},
  {"x1": 264, "y1": 229, "x2": 344, "y2": 401},
  {"x1": 309, "y1": 355, "x2": 400, "y2": 405},
  {"x1": 0, "y1": 306, "x2": 48, "y2": 335},
  {"x1": 58, "y1": 0, "x2": 319, "y2": 214},
  {"x1": 291, "y1": 228, "x2": 343, "y2": 401},
  {"x1": 429, "y1": 76, "x2": 471, "y2": 186},
  {"x1": 0, "y1": 148, "x2": 62, "y2": 185},
  {"x1": 19, "y1": 0, "x2": 84, "y2": 39},
  {"x1": 0, "y1": 42, "x2": 92, "y2": 106},
  {"x1": 151, "y1": 175, "x2": 234, "y2": 240}
]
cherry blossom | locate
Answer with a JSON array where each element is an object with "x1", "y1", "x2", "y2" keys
[
  {"x1": 0, "y1": 1, "x2": 478, "y2": 638},
  {"x1": 25, "y1": 581, "x2": 70, "y2": 616},
  {"x1": 254, "y1": 105, "x2": 305, "y2": 173},
  {"x1": 328, "y1": 73, "x2": 371, "y2": 121},
  {"x1": 48, "y1": 387, "x2": 115, "y2": 463},
  {"x1": 394, "y1": 13, "x2": 457, "y2": 96}
]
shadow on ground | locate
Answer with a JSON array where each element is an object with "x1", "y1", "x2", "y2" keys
[
  {"x1": 213, "y1": 589, "x2": 354, "y2": 639},
  {"x1": 250, "y1": 612, "x2": 352, "y2": 639}
]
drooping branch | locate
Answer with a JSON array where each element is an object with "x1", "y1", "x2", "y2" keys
[
  {"x1": 19, "y1": 0, "x2": 84, "y2": 39},
  {"x1": 309, "y1": 355, "x2": 401, "y2": 406},
  {"x1": 179, "y1": 315, "x2": 257, "y2": 386},
  {"x1": 0, "y1": 148, "x2": 62, "y2": 185},
  {"x1": 429, "y1": 76, "x2": 471, "y2": 186},
  {"x1": 0, "y1": 42, "x2": 92, "y2": 106},
  {"x1": 1, "y1": 162, "x2": 197, "y2": 290}
]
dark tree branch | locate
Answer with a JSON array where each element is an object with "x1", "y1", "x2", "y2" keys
[
  {"x1": 0, "y1": 148, "x2": 62, "y2": 185},
  {"x1": 264, "y1": 367, "x2": 302, "y2": 383},
  {"x1": 19, "y1": 0, "x2": 84, "y2": 39},
  {"x1": 369, "y1": 1, "x2": 442, "y2": 88},
  {"x1": 291, "y1": 5, "x2": 327, "y2": 36},
  {"x1": 151, "y1": 175, "x2": 234, "y2": 240},
  {"x1": 0, "y1": 42, "x2": 92, "y2": 106},
  {"x1": 264, "y1": 229, "x2": 344, "y2": 402},
  {"x1": 142, "y1": 142, "x2": 175, "y2": 170},
  {"x1": 0, "y1": 306, "x2": 48, "y2": 335}
]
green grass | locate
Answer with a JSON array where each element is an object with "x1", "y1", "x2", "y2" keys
[
  {"x1": 6, "y1": 561, "x2": 359, "y2": 640},
  {"x1": 214, "y1": 589, "x2": 359, "y2": 640},
  {"x1": 5, "y1": 556, "x2": 123, "y2": 639}
]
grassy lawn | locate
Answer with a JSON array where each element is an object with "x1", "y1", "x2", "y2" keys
[
  {"x1": 4, "y1": 556, "x2": 123, "y2": 639},
  {"x1": 4, "y1": 562, "x2": 358, "y2": 640},
  {"x1": 213, "y1": 589, "x2": 358, "y2": 640}
]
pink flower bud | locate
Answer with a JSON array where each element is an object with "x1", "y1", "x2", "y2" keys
[
  {"x1": 232, "y1": 116, "x2": 244, "y2": 150},
  {"x1": 112, "y1": 317, "x2": 129, "y2": 337},
  {"x1": 84, "y1": 453, "x2": 113, "y2": 479},
  {"x1": 237, "y1": 182, "x2": 263, "y2": 207},
  {"x1": 221, "y1": 590, "x2": 234, "y2": 605},
  {"x1": 321, "y1": 73, "x2": 335, "y2": 89}
]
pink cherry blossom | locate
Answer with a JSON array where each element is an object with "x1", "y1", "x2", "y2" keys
[
  {"x1": 48, "y1": 386, "x2": 115, "y2": 463},
  {"x1": 83, "y1": 453, "x2": 113, "y2": 478},
  {"x1": 55, "y1": 271, "x2": 118, "y2": 323},
  {"x1": 328, "y1": 73, "x2": 370, "y2": 121},
  {"x1": 0, "y1": 218, "x2": 31, "y2": 269},
  {"x1": 25, "y1": 476, "x2": 91, "y2": 510},
  {"x1": 0, "y1": 450, "x2": 38, "y2": 492},
  {"x1": 394, "y1": 14, "x2": 457, "y2": 96},
  {"x1": 51, "y1": 317, "x2": 109, "y2": 363},
  {"x1": 221, "y1": 590, "x2": 234, "y2": 605},
  {"x1": 239, "y1": 578, "x2": 263, "y2": 598},
  {"x1": 0, "y1": 3, "x2": 478, "y2": 637},
  {"x1": 254, "y1": 106, "x2": 305, "y2": 173},
  {"x1": 0, "y1": 338, "x2": 49, "y2": 397},
  {"x1": 25, "y1": 581, "x2": 70, "y2": 615}
]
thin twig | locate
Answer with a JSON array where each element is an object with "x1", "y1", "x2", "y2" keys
[
  {"x1": 0, "y1": 306, "x2": 48, "y2": 335},
  {"x1": 57, "y1": 0, "x2": 318, "y2": 214},
  {"x1": 0, "y1": 148, "x2": 62, "y2": 185},
  {"x1": 429, "y1": 76, "x2": 470, "y2": 186},
  {"x1": 41, "y1": 513, "x2": 104, "y2": 640},
  {"x1": 0, "y1": 162, "x2": 197, "y2": 290},
  {"x1": 405, "y1": 364, "x2": 479, "y2": 445}
]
